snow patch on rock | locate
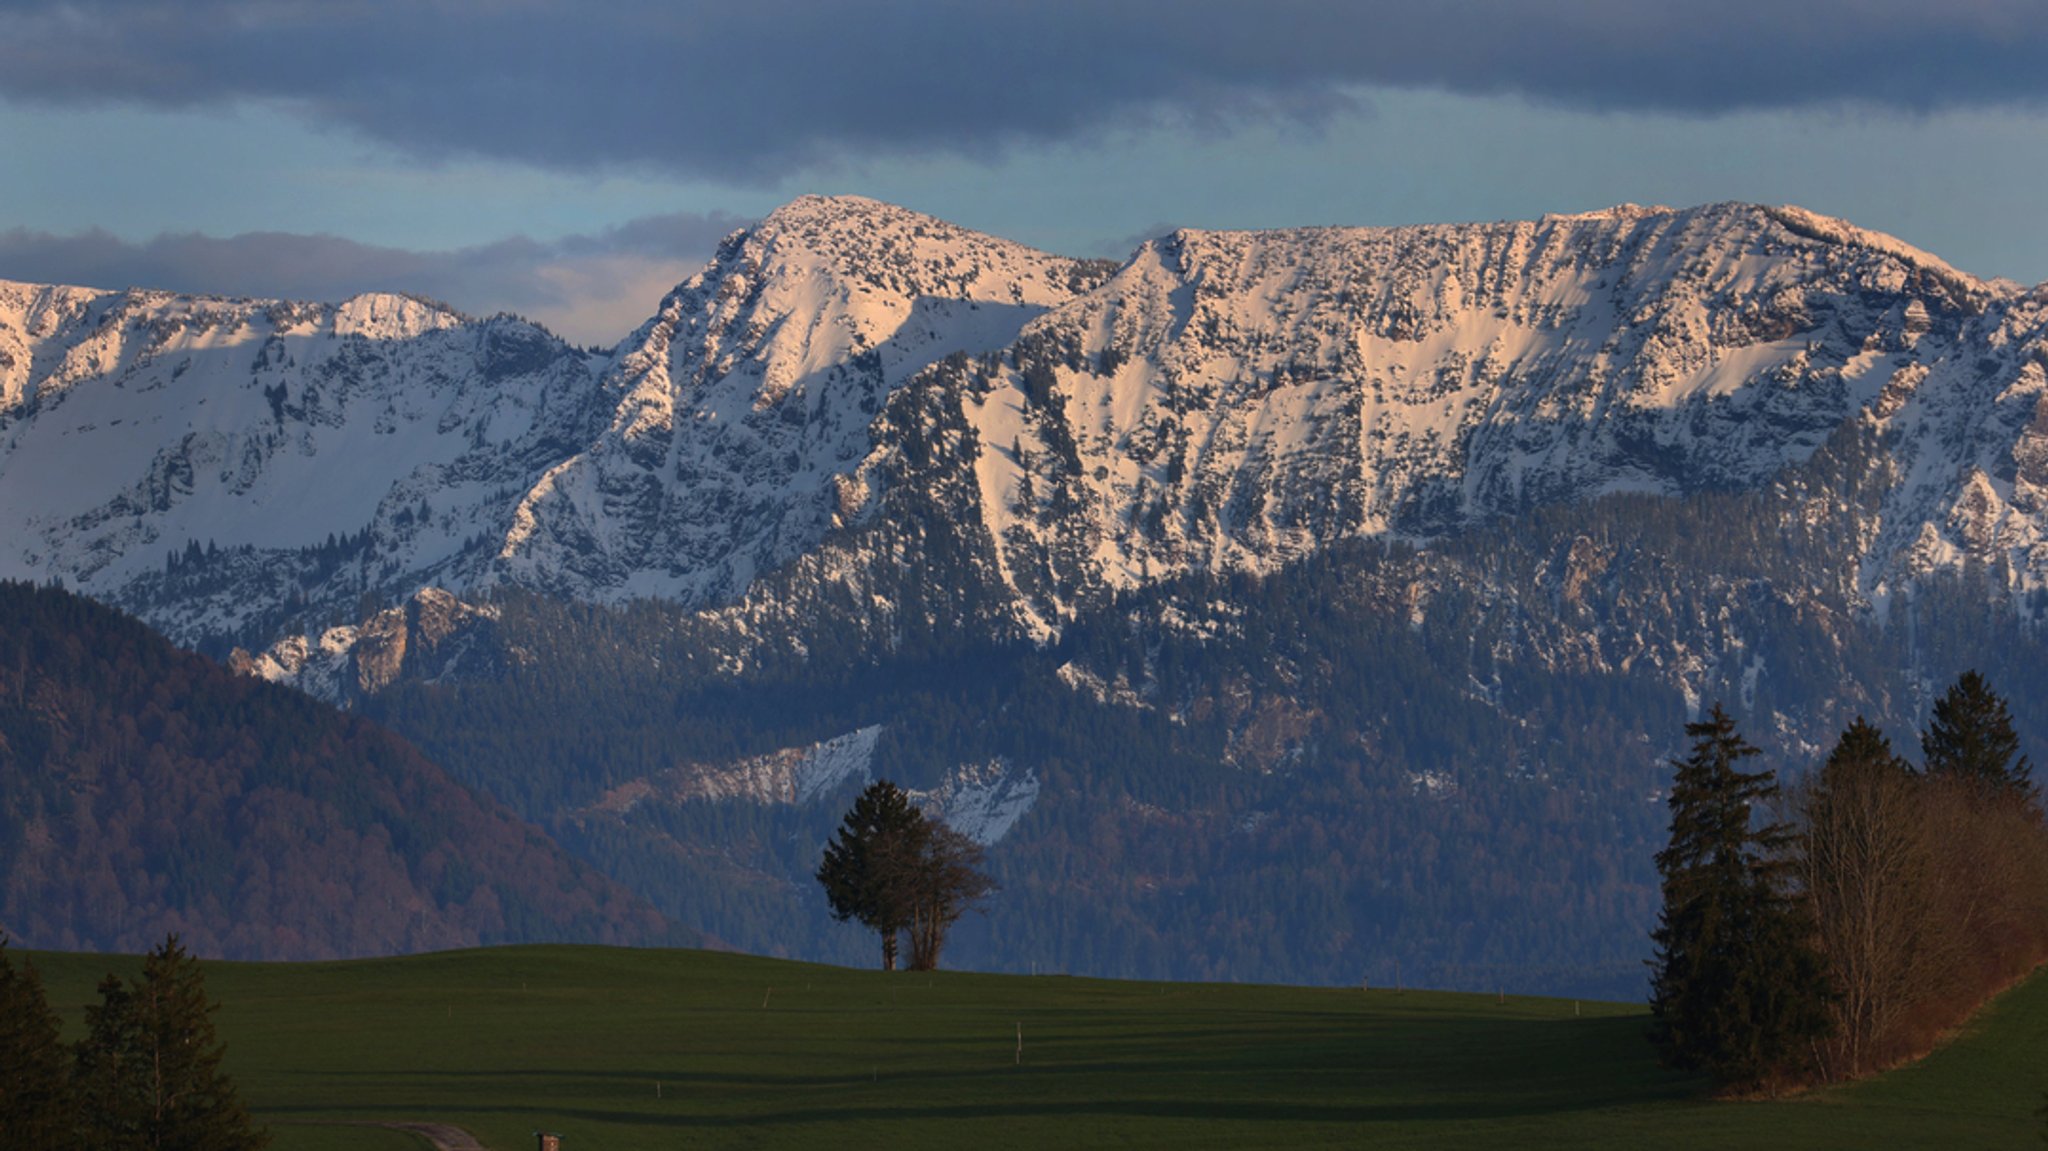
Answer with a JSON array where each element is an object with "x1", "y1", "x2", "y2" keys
[
  {"x1": 671, "y1": 724, "x2": 884, "y2": 805},
  {"x1": 576, "y1": 722, "x2": 1039, "y2": 846},
  {"x1": 913, "y1": 760, "x2": 1040, "y2": 845}
]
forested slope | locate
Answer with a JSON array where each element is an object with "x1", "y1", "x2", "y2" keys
[{"x1": 0, "y1": 581, "x2": 671, "y2": 958}]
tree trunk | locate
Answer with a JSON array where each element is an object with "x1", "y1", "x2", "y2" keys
[
  {"x1": 881, "y1": 929, "x2": 898, "y2": 972},
  {"x1": 908, "y1": 913, "x2": 931, "y2": 971}
]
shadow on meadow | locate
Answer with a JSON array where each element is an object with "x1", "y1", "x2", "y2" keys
[{"x1": 259, "y1": 1011, "x2": 1697, "y2": 1130}]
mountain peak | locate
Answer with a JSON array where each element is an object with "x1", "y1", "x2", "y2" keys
[
  {"x1": 333, "y1": 291, "x2": 468, "y2": 339},
  {"x1": 737, "y1": 194, "x2": 1073, "y2": 273},
  {"x1": 1566, "y1": 200, "x2": 1991, "y2": 291},
  {"x1": 4, "y1": 197, "x2": 2044, "y2": 662},
  {"x1": 759, "y1": 192, "x2": 925, "y2": 226},
  {"x1": 1759, "y1": 203, "x2": 1984, "y2": 288},
  {"x1": 1542, "y1": 202, "x2": 1677, "y2": 223}
]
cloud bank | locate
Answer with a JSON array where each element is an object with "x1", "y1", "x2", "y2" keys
[
  {"x1": 4, "y1": 1, "x2": 2045, "y2": 182},
  {"x1": 0, "y1": 211, "x2": 747, "y2": 345}
]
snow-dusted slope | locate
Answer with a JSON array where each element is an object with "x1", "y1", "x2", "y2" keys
[
  {"x1": 956, "y1": 203, "x2": 2040, "y2": 625},
  {"x1": 4, "y1": 196, "x2": 2046, "y2": 675},
  {"x1": 0, "y1": 196, "x2": 1103, "y2": 648},
  {"x1": 493, "y1": 194, "x2": 1106, "y2": 605},
  {"x1": 0, "y1": 280, "x2": 605, "y2": 644}
]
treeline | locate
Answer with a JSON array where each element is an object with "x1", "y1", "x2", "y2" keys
[
  {"x1": 1650, "y1": 673, "x2": 2048, "y2": 1092},
  {"x1": 0, "y1": 934, "x2": 265, "y2": 1150}
]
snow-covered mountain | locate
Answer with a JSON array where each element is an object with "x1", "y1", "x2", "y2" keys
[
  {"x1": 0, "y1": 197, "x2": 1108, "y2": 655},
  {"x1": 0, "y1": 280, "x2": 608, "y2": 647},
  {"x1": 15, "y1": 195, "x2": 2048, "y2": 995},
  {"x1": 4, "y1": 195, "x2": 2045, "y2": 680},
  {"x1": 494, "y1": 195, "x2": 1107, "y2": 606},
  {"x1": 975, "y1": 204, "x2": 2042, "y2": 628}
]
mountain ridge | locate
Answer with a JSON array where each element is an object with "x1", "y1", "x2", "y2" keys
[
  {"x1": 5, "y1": 196, "x2": 2042, "y2": 673},
  {"x1": 11, "y1": 197, "x2": 2048, "y2": 993}
]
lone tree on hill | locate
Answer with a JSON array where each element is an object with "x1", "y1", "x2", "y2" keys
[
  {"x1": 818, "y1": 780, "x2": 997, "y2": 972},
  {"x1": 818, "y1": 781, "x2": 926, "y2": 971},
  {"x1": 0, "y1": 933, "x2": 76, "y2": 1150},
  {"x1": 73, "y1": 934, "x2": 268, "y2": 1151},
  {"x1": 1649, "y1": 705, "x2": 1831, "y2": 1090},
  {"x1": 1921, "y1": 670, "x2": 2034, "y2": 804}
]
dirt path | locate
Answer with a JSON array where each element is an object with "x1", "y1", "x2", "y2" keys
[{"x1": 372, "y1": 1121, "x2": 492, "y2": 1151}]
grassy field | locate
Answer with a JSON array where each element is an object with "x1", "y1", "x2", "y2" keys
[{"x1": 25, "y1": 944, "x2": 2048, "y2": 1150}]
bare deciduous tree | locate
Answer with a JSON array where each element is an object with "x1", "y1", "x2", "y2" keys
[
  {"x1": 1792, "y1": 690, "x2": 2048, "y2": 1082},
  {"x1": 1793, "y1": 720, "x2": 1935, "y2": 1078},
  {"x1": 905, "y1": 823, "x2": 997, "y2": 972}
]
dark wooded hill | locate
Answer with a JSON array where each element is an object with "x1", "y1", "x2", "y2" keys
[{"x1": 0, "y1": 580, "x2": 671, "y2": 959}]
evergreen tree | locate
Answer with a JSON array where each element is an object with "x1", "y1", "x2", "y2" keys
[
  {"x1": 73, "y1": 936, "x2": 267, "y2": 1151},
  {"x1": 817, "y1": 781, "x2": 927, "y2": 971},
  {"x1": 1921, "y1": 671, "x2": 2034, "y2": 803},
  {"x1": 0, "y1": 933, "x2": 76, "y2": 1150},
  {"x1": 74, "y1": 974, "x2": 146, "y2": 1149},
  {"x1": 1650, "y1": 705, "x2": 1832, "y2": 1089}
]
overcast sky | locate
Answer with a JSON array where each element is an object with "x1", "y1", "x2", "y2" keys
[{"x1": 5, "y1": 0, "x2": 2048, "y2": 343}]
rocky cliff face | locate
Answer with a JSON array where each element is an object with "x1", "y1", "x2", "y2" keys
[
  {"x1": 3, "y1": 197, "x2": 2045, "y2": 689},
  {"x1": 491, "y1": 195, "x2": 1109, "y2": 607},
  {"x1": 225, "y1": 586, "x2": 507, "y2": 702},
  {"x1": 944, "y1": 203, "x2": 2048, "y2": 633}
]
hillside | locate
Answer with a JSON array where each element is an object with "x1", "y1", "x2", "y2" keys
[
  {"x1": 0, "y1": 581, "x2": 670, "y2": 958},
  {"x1": 25, "y1": 944, "x2": 2048, "y2": 1150}
]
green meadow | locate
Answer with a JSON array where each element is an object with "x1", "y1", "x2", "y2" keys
[{"x1": 26, "y1": 945, "x2": 2048, "y2": 1150}]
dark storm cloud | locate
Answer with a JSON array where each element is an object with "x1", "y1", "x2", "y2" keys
[
  {"x1": 2, "y1": 1, "x2": 2044, "y2": 181},
  {"x1": 0, "y1": 212, "x2": 747, "y2": 343}
]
